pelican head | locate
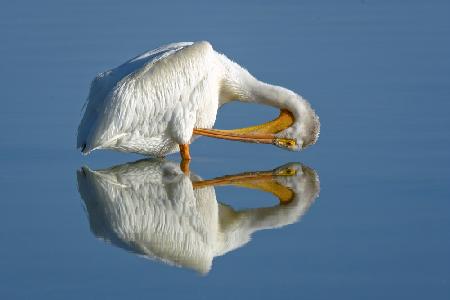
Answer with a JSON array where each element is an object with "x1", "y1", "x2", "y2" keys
[{"x1": 273, "y1": 108, "x2": 321, "y2": 151}]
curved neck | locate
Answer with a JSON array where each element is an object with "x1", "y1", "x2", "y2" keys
[
  {"x1": 218, "y1": 55, "x2": 319, "y2": 147},
  {"x1": 219, "y1": 55, "x2": 303, "y2": 111}
]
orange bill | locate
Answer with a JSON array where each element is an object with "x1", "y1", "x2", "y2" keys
[{"x1": 193, "y1": 109, "x2": 296, "y2": 146}]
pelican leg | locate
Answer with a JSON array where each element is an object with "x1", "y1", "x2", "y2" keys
[
  {"x1": 179, "y1": 144, "x2": 191, "y2": 160},
  {"x1": 180, "y1": 160, "x2": 190, "y2": 174},
  {"x1": 179, "y1": 144, "x2": 191, "y2": 174}
]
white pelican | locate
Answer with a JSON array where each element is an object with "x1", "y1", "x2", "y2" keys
[
  {"x1": 77, "y1": 159, "x2": 320, "y2": 274},
  {"x1": 77, "y1": 41, "x2": 320, "y2": 163}
]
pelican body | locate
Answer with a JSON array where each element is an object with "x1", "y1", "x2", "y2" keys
[{"x1": 77, "y1": 41, "x2": 320, "y2": 160}]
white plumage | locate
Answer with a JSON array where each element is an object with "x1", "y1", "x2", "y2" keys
[
  {"x1": 77, "y1": 41, "x2": 320, "y2": 157},
  {"x1": 77, "y1": 160, "x2": 320, "y2": 274}
]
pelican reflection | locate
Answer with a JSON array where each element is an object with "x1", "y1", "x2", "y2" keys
[{"x1": 77, "y1": 160, "x2": 319, "y2": 274}]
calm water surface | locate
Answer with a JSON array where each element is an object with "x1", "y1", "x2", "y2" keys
[{"x1": 1, "y1": 0, "x2": 449, "y2": 299}]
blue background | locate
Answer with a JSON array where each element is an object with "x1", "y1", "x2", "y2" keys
[{"x1": 0, "y1": 0, "x2": 449, "y2": 299}]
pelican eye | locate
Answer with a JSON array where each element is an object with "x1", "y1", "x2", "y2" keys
[
  {"x1": 276, "y1": 138, "x2": 297, "y2": 147},
  {"x1": 281, "y1": 139, "x2": 296, "y2": 147},
  {"x1": 286, "y1": 140, "x2": 296, "y2": 147},
  {"x1": 278, "y1": 168, "x2": 297, "y2": 176}
]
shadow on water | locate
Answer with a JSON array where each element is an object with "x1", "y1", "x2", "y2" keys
[{"x1": 76, "y1": 159, "x2": 320, "y2": 274}]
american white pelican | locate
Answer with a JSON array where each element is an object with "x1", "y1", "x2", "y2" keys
[
  {"x1": 77, "y1": 41, "x2": 320, "y2": 163},
  {"x1": 77, "y1": 159, "x2": 320, "y2": 274}
]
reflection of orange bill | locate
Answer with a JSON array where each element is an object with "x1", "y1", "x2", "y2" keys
[{"x1": 193, "y1": 169, "x2": 295, "y2": 204}]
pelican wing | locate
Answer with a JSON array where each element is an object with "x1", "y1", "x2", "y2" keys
[{"x1": 77, "y1": 42, "x2": 208, "y2": 154}]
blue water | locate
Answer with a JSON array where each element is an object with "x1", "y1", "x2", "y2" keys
[{"x1": 1, "y1": 0, "x2": 449, "y2": 299}]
